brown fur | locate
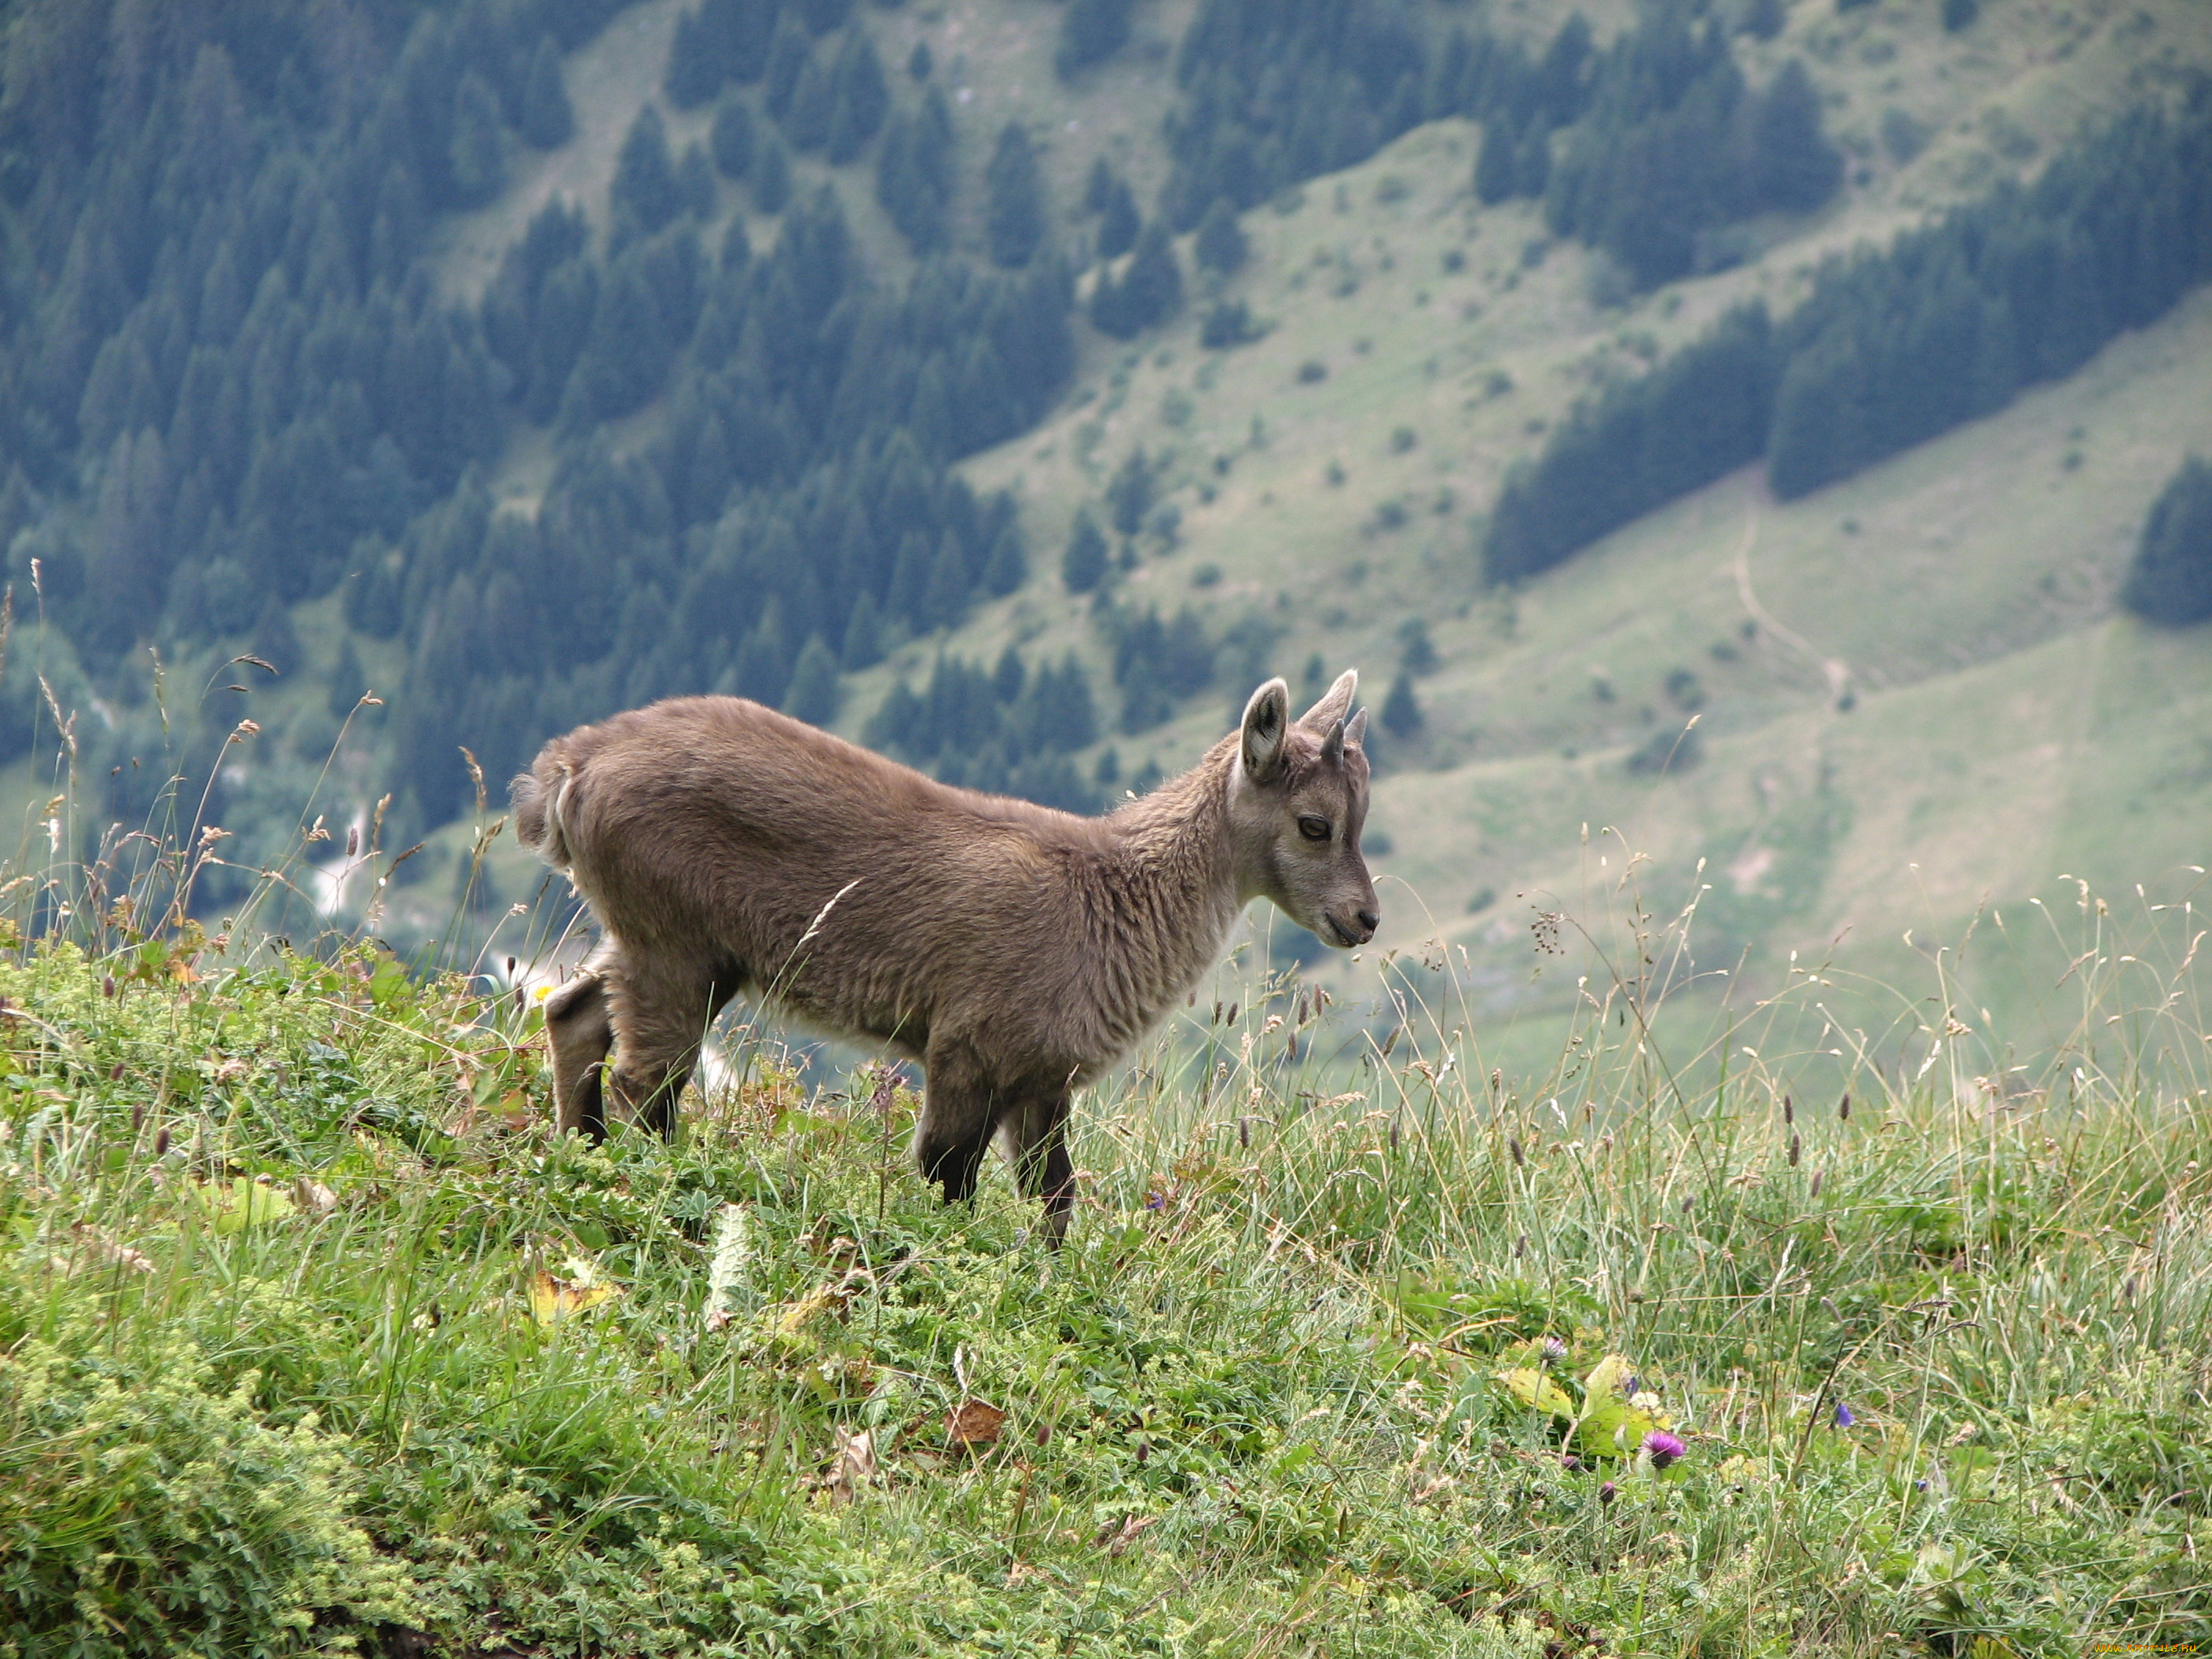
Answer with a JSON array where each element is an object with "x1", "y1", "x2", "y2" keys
[{"x1": 511, "y1": 672, "x2": 1378, "y2": 1242}]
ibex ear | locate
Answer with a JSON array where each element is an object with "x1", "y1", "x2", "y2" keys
[
  {"x1": 1298, "y1": 668, "x2": 1358, "y2": 732},
  {"x1": 1343, "y1": 707, "x2": 1368, "y2": 753},
  {"x1": 1240, "y1": 678, "x2": 1291, "y2": 783}
]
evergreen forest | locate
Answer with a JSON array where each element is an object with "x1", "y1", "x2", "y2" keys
[
  {"x1": 1485, "y1": 93, "x2": 2212, "y2": 582},
  {"x1": 0, "y1": 0, "x2": 2203, "y2": 936}
]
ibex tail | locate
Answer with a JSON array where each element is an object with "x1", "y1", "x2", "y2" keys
[{"x1": 511, "y1": 752, "x2": 579, "y2": 873}]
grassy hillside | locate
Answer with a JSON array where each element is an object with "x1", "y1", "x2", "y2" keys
[
  {"x1": 872, "y1": 0, "x2": 2212, "y2": 1066},
  {"x1": 2, "y1": 0, "x2": 2207, "y2": 1061},
  {"x1": 11, "y1": 7, "x2": 2212, "y2": 1652},
  {"x1": 3, "y1": 875, "x2": 2212, "y2": 1654}
]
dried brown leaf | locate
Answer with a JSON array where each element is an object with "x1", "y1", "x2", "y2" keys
[{"x1": 945, "y1": 1398, "x2": 1005, "y2": 1448}]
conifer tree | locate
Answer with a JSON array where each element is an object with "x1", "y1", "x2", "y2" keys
[
  {"x1": 1398, "y1": 617, "x2": 1437, "y2": 676},
  {"x1": 1063, "y1": 508, "x2": 1108, "y2": 593},
  {"x1": 825, "y1": 28, "x2": 889, "y2": 163},
  {"x1": 888, "y1": 529, "x2": 932, "y2": 621},
  {"x1": 328, "y1": 635, "x2": 367, "y2": 720},
  {"x1": 521, "y1": 35, "x2": 575, "y2": 148},
  {"x1": 986, "y1": 123, "x2": 1046, "y2": 269},
  {"x1": 784, "y1": 634, "x2": 842, "y2": 723},
  {"x1": 678, "y1": 143, "x2": 717, "y2": 217},
  {"x1": 1514, "y1": 114, "x2": 1552, "y2": 200},
  {"x1": 1381, "y1": 671, "x2": 1423, "y2": 738},
  {"x1": 449, "y1": 72, "x2": 508, "y2": 208},
  {"x1": 2122, "y1": 457, "x2": 2212, "y2": 625},
  {"x1": 1091, "y1": 225, "x2": 1181, "y2": 338},
  {"x1": 840, "y1": 588, "x2": 883, "y2": 667},
  {"x1": 711, "y1": 92, "x2": 756, "y2": 178},
  {"x1": 734, "y1": 602, "x2": 793, "y2": 704},
  {"x1": 1193, "y1": 198, "x2": 1247, "y2": 274},
  {"x1": 1106, "y1": 449, "x2": 1153, "y2": 537},
  {"x1": 1082, "y1": 156, "x2": 1112, "y2": 214},
  {"x1": 764, "y1": 13, "x2": 813, "y2": 115},
  {"x1": 666, "y1": 2, "x2": 731, "y2": 107},
  {"x1": 782, "y1": 52, "x2": 834, "y2": 152},
  {"x1": 753, "y1": 128, "x2": 793, "y2": 212},
  {"x1": 1751, "y1": 60, "x2": 1842, "y2": 214},
  {"x1": 1036, "y1": 655, "x2": 1099, "y2": 749},
  {"x1": 924, "y1": 530, "x2": 972, "y2": 626},
  {"x1": 1057, "y1": 0, "x2": 1134, "y2": 79},
  {"x1": 1475, "y1": 119, "x2": 1518, "y2": 204},
  {"x1": 875, "y1": 88, "x2": 954, "y2": 251},
  {"x1": 1537, "y1": 13, "x2": 1595, "y2": 125},
  {"x1": 1096, "y1": 175, "x2": 1140, "y2": 260},
  {"x1": 611, "y1": 105, "x2": 683, "y2": 241},
  {"x1": 983, "y1": 523, "x2": 1027, "y2": 595},
  {"x1": 251, "y1": 590, "x2": 302, "y2": 674}
]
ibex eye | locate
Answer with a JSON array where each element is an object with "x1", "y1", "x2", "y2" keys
[{"x1": 1298, "y1": 816, "x2": 1331, "y2": 842}]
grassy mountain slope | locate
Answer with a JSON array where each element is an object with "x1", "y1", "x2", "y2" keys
[
  {"x1": 8, "y1": 0, "x2": 2204, "y2": 1057},
  {"x1": 886, "y1": 0, "x2": 2212, "y2": 1064},
  {"x1": 5, "y1": 881, "x2": 2212, "y2": 1655},
  {"x1": 12, "y1": 9, "x2": 2212, "y2": 1650}
]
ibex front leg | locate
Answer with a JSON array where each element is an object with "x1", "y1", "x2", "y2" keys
[
  {"x1": 914, "y1": 1038, "x2": 997, "y2": 1207},
  {"x1": 1003, "y1": 1089, "x2": 1076, "y2": 1247},
  {"x1": 602, "y1": 950, "x2": 736, "y2": 1139},
  {"x1": 544, "y1": 954, "x2": 615, "y2": 1141}
]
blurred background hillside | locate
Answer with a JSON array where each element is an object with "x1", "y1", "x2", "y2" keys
[{"x1": 1, "y1": 0, "x2": 2209, "y2": 1073}]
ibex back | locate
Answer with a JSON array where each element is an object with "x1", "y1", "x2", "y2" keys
[{"x1": 511, "y1": 671, "x2": 1378, "y2": 1242}]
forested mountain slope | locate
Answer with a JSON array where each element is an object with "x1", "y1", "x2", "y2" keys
[{"x1": 0, "y1": 0, "x2": 2207, "y2": 1049}]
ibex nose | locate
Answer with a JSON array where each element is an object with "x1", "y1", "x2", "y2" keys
[{"x1": 1331, "y1": 908, "x2": 1379, "y2": 945}]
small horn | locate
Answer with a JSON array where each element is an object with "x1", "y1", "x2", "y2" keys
[
  {"x1": 1298, "y1": 668, "x2": 1358, "y2": 731},
  {"x1": 1320, "y1": 716, "x2": 1346, "y2": 767},
  {"x1": 1344, "y1": 707, "x2": 1368, "y2": 750}
]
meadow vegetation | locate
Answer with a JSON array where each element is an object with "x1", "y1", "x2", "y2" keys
[
  {"x1": 5, "y1": 5, "x2": 2212, "y2": 1645},
  {"x1": 3, "y1": 822, "x2": 2210, "y2": 1656}
]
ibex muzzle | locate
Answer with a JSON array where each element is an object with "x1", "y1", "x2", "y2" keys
[{"x1": 512, "y1": 670, "x2": 1377, "y2": 1243}]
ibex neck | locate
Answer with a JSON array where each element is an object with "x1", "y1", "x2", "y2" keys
[
  {"x1": 1111, "y1": 733, "x2": 1237, "y2": 874},
  {"x1": 1098, "y1": 735, "x2": 1246, "y2": 1005}
]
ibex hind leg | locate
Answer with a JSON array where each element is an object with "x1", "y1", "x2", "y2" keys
[
  {"x1": 915, "y1": 1039, "x2": 997, "y2": 1206},
  {"x1": 603, "y1": 951, "x2": 742, "y2": 1139},
  {"x1": 544, "y1": 954, "x2": 616, "y2": 1141},
  {"x1": 1002, "y1": 1090, "x2": 1076, "y2": 1247}
]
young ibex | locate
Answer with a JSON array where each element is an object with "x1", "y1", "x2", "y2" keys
[{"x1": 511, "y1": 670, "x2": 1378, "y2": 1241}]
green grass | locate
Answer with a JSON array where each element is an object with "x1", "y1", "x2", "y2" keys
[{"x1": 5, "y1": 840, "x2": 2212, "y2": 1657}]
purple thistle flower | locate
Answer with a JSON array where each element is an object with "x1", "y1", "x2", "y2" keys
[
  {"x1": 1833, "y1": 1401, "x2": 1855, "y2": 1428},
  {"x1": 1642, "y1": 1430, "x2": 1686, "y2": 1470},
  {"x1": 1539, "y1": 1335, "x2": 1568, "y2": 1365},
  {"x1": 1599, "y1": 1480, "x2": 1617, "y2": 1507}
]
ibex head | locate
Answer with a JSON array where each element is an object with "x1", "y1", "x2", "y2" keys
[{"x1": 1228, "y1": 669, "x2": 1380, "y2": 948}]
